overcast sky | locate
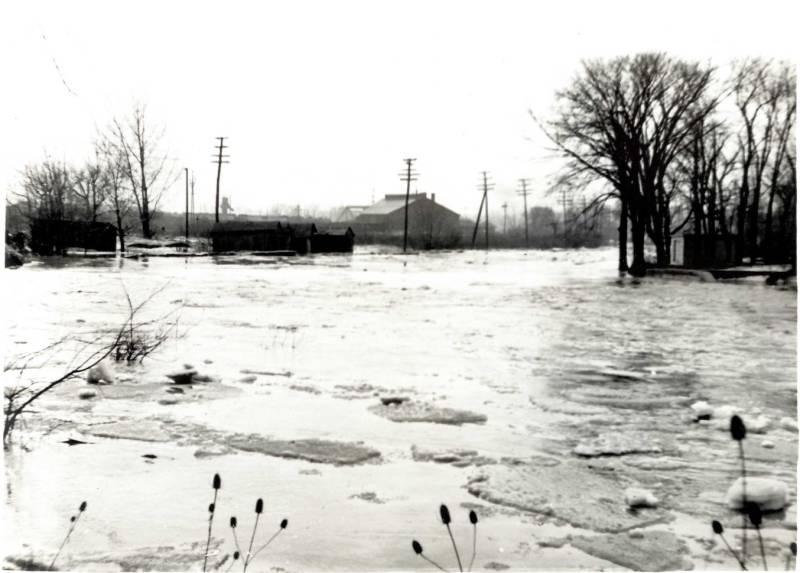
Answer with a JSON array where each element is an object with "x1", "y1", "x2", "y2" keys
[{"x1": 2, "y1": 0, "x2": 797, "y2": 221}]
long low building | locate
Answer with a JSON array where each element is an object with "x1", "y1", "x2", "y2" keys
[{"x1": 209, "y1": 220, "x2": 354, "y2": 254}]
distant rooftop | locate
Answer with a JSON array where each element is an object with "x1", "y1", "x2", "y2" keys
[{"x1": 360, "y1": 193, "x2": 428, "y2": 216}]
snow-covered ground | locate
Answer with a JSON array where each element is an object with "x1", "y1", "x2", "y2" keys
[{"x1": 2, "y1": 247, "x2": 796, "y2": 571}]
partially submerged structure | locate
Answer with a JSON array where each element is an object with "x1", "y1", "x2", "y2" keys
[
  {"x1": 311, "y1": 225, "x2": 355, "y2": 253},
  {"x1": 209, "y1": 220, "x2": 354, "y2": 254},
  {"x1": 670, "y1": 234, "x2": 739, "y2": 268},
  {"x1": 209, "y1": 221, "x2": 289, "y2": 252},
  {"x1": 30, "y1": 219, "x2": 117, "y2": 255}
]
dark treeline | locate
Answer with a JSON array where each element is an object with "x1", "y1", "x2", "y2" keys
[{"x1": 540, "y1": 54, "x2": 796, "y2": 275}]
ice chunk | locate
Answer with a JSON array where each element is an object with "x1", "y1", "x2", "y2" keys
[
  {"x1": 780, "y1": 417, "x2": 798, "y2": 432},
  {"x1": 625, "y1": 488, "x2": 659, "y2": 508},
  {"x1": 743, "y1": 414, "x2": 771, "y2": 434},
  {"x1": 690, "y1": 401, "x2": 713, "y2": 420},
  {"x1": 87, "y1": 361, "x2": 115, "y2": 385},
  {"x1": 761, "y1": 440, "x2": 775, "y2": 449},
  {"x1": 166, "y1": 369, "x2": 198, "y2": 385},
  {"x1": 725, "y1": 477, "x2": 789, "y2": 511}
]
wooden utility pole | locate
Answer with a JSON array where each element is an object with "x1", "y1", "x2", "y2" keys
[
  {"x1": 501, "y1": 201, "x2": 508, "y2": 234},
  {"x1": 184, "y1": 167, "x2": 189, "y2": 240},
  {"x1": 474, "y1": 171, "x2": 493, "y2": 251},
  {"x1": 213, "y1": 137, "x2": 229, "y2": 223},
  {"x1": 191, "y1": 173, "x2": 196, "y2": 226},
  {"x1": 399, "y1": 158, "x2": 418, "y2": 253},
  {"x1": 517, "y1": 178, "x2": 530, "y2": 248},
  {"x1": 471, "y1": 192, "x2": 486, "y2": 248}
]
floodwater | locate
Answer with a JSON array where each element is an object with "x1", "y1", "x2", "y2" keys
[{"x1": 2, "y1": 247, "x2": 797, "y2": 571}]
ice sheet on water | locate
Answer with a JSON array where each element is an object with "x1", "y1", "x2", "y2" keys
[
  {"x1": 368, "y1": 399, "x2": 487, "y2": 425},
  {"x1": 466, "y1": 460, "x2": 669, "y2": 533}
]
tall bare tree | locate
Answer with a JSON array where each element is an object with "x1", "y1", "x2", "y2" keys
[
  {"x1": 107, "y1": 104, "x2": 173, "y2": 238},
  {"x1": 731, "y1": 58, "x2": 782, "y2": 262},
  {"x1": 72, "y1": 154, "x2": 107, "y2": 223},
  {"x1": 763, "y1": 63, "x2": 796, "y2": 262},
  {"x1": 99, "y1": 143, "x2": 134, "y2": 252},
  {"x1": 540, "y1": 53, "x2": 718, "y2": 275}
]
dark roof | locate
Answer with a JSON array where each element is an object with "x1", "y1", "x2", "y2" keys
[
  {"x1": 287, "y1": 222, "x2": 318, "y2": 238},
  {"x1": 315, "y1": 224, "x2": 355, "y2": 236},
  {"x1": 210, "y1": 221, "x2": 284, "y2": 234},
  {"x1": 360, "y1": 196, "x2": 422, "y2": 216}
]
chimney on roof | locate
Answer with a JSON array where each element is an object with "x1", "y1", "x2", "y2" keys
[{"x1": 431, "y1": 193, "x2": 436, "y2": 203}]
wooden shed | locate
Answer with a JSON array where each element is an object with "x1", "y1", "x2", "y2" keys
[
  {"x1": 286, "y1": 223, "x2": 318, "y2": 255},
  {"x1": 209, "y1": 221, "x2": 290, "y2": 253},
  {"x1": 671, "y1": 233, "x2": 739, "y2": 268},
  {"x1": 30, "y1": 219, "x2": 117, "y2": 255},
  {"x1": 311, "y1": 226, "x2": 355, "y2": 253}
]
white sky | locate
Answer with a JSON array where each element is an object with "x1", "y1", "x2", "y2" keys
[{"x1": 2, "y1": 0, "x2": 797, "y2": 221}]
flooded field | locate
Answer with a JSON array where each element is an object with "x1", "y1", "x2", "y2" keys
[{"x1": 3, "y1": 247, "x2": 797, "y2": 571}]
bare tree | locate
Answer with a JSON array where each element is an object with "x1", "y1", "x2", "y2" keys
[
  {"x1": 539, "y1": 53, "x2": 718, "y2": 275},
  {"x1": 763, "y1": 63, "x2": 796, "y2": 262},
  {"x1": 99, "y1": 142, "x2": 134, "y2": 251},
  {"x1": 731, "y1": 58, "x2": 782, "y2": 262},
  {"x1": 72, "y1": 154, "x2": 107, "y2": 223},
  {"x1": 17, "y1": 160, "x2": 78, "y2": 222},
  {"x1": 107, "y1": 104, "x2": 174, "y2": 238}
]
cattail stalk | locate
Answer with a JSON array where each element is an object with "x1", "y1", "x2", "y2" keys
[
  {"x1": 713, "y1": 521, "x2": 747, "y2": 570},
  {"x1": 413, "y1": 540, "x2": 448, "y2": 572},
  {"x1": 49, "y1": 502, "x2": 88, "y2": 570},
  {"x1": 252, "y1": 519, "x2": 289, "y2": 559},
  {"x1": 468, "y1": 511, "x2": 478, "y2": 572},
  {"x1": 203, "y1": 474, "x2": 221, "y2": 573},
  {"x1": 731, "y1": 416, "x2": 748, "y2": 566},
  {"x1": 243, "y1": 499, "x2": 263, "y2": 572},
  {"x1": 739, "y1": 440, "x2": 749, "y2": 565},
  {"x1": 747, "y1": 504, "x2": 767, "y2": 571},
  {"x1": 440, "y1": 505, "x2": 463, "y2": 572}
]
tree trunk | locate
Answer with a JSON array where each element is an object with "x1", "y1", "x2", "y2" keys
[
  {"x1": 629, "y1": 216, "x2": 647, "y2": 277},
  {"x1": 735, "y1": 180, "x2": 749, "y2": 263},
  {"x1": 618, "y1": 197, "x2": 628, "y2": 272}
]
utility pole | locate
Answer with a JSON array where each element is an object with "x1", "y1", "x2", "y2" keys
[
  {"x1": 184, "y1": 168, "x2": 189, "y2": 240},
  {"x1": 471, "y1": 191, "x2": 486, "y2": 248},
  {"x1": 191, "y1": 173, "x2": 196, "y2": 226},
  {"x1": 517, "y1": 178, "x2": 530, "y2": 248},
  {"x1": 473, "y1": 171, "x2": 494, "y2": 251},
  {"x1": 501, "y1": 202, "x2": 508, "y2": 234},
  {"x1": 399, "y1": 158, "x2": 418, "y2": 253},
  {"x1": 212, "y1": 137, "x2": 229, "y2": 223}
]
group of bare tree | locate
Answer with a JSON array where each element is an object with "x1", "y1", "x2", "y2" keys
[
  {"x1": 10, "y1": 104, "x2": 174, "y2": 249},
  {"x1": 539, "y1": 54, "x2": 796, "y2": 275}
]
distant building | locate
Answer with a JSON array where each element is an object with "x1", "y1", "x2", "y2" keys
[
  {"x1": 333, "y1": 205, "x2": 368, "y2": 222},
  {"x1": 354, "y1": 193, "x2": 459, "y2": 236}
]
